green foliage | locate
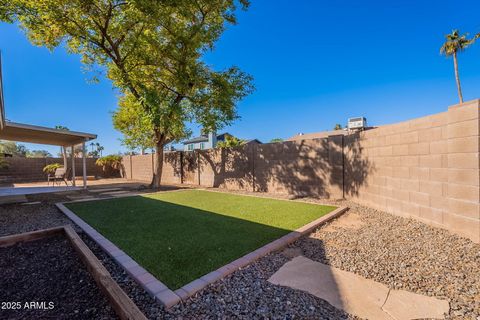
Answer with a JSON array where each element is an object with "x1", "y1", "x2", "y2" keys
[
  {"x1": 95, "y1": 154, "x2": 123, "y2": 170},
  {"x1": 0, "y1": 140, "x2": 28, "y2": 157},
  {"x1": 54, "y1": 125, "x2": 69, "y2": 131},
  {"x1": 0, "y1": 156, "x2": 9, "y2": 170},
  {"x1": 43, "y1": 163, "x2": 62, "y2": 174},
  {"x1": 269, "y1": 138, "x2": 283, "y2": 143},
  {"x1": 440, "y1": 30, "x2": 474, "y2": 56},
  {"x1": 1, "y1": 0, "x2": 254, "y2": 187},
  {"x1": 216, "y1": 136, "x2": 245, "y2": 148},
  {"x1": 333, "y1": 124, "x2": 343, "y2": 130},
  {"x1": 112, "y1": 94, "x2": 156, "y2": 151},
  {"x1": 440, "y1": 29, "x2": 475, "y2": 103}
]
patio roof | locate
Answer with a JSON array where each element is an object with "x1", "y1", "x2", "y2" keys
[
  {"x1": 0, "y1": 122, "x2": 96, "y2": 146},
  {"x1": 0, "y1": 55, "x2": 96, "y2": 146}
]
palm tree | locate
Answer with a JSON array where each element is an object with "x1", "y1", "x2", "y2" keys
[
  {"x1": 97, "y1": 145, "x2": 105, "y2": 157},
  {"x1": 440, "y1": 30, "x2": 475, "y2": 103}
]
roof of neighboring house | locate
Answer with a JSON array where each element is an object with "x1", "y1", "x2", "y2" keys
[
  {"x1": 245, "y1": 139, "x2": 262, "y2": 144},
  {"x1": 0, "y1": 55, "x2": 97, "y2": 146},
  {"x1": 182, "y1": 135, "x2": 209, "y2": 144},
  {"x1": 287, "y1": 130, "x2": 348, "y2": 141},
  {"x1": 287, "y1": 127, "x2": 379, "y2": 141},
  {"x1": 182, "y1": 132, "x2": 232, "y2": 145}
]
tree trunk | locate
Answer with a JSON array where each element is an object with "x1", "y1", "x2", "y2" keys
[
  {"x1": 453, "y1": 52, "x2": 464, "y2": 103},
  {"x1": 151, "y1": 139, "x2": 165, "y2": 189}
]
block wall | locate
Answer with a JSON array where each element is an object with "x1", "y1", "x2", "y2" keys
[
  {"x1": 122, "y1": 100, "x2": 480, "y2": 242},
  {"x1": 0, "y1": 157, "x2": 104, "y2": 184},
  {"x1": 346, "y1": 100, "x2": 479, "y2": 242}
]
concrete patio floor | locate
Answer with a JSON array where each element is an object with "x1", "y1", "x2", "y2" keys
[
  {"x1": 0, "y1": 178, "x2": 151, "y2": 204},
  {"x1": 0, "y1": 186, "x2": 81, "y2": 197}
]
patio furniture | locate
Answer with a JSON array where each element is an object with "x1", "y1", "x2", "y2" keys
[{"x1": 47, "y1": 167, "x2": 71, "y2": 186}]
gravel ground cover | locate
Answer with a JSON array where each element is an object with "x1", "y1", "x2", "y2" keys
[
  {"x1": 1, "y1": 187, "x2": 479, "y2": 319},
  {"x1": 0, "y1": 201, "x2": 76, "y2": 236},
  {"x1": 296, "y1": 199, "x2": 480, "y2": 319},
  {"x1": 205, "y1": 189, "x2": 480, "y2": 319},
  {"x1": 80, "y1": 234, "x2": 355, "y2": 320},
  {"x1": 0, "y1": 234, "x2": 118, "y2": 320}
]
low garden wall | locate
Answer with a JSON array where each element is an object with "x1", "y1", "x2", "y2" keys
[{"x1": 123, "y1": 100, "x2": 480, "y2": 243}]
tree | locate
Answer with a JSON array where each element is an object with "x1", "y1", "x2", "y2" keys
[
  {"x1": 333, "y1": 124, "x2": 343, "y2": 130},
  {"x1": 27, "y1": 150, "x2": 52, "y2": 158},
  {"x1": 216, "y1": 136, "x2": 245, "y2": 148},
  {"x1": 1, "y1": 0, "x2": 254, "y2": 188},
  {"x1": 97, "y1": 144, "x2": 105, "y2": 157},
  {"x1": 270, "y1": 138, "x2": 283, "y2": 143},
  {"x1": 0, "y1": 140, "x2": 28, "y2": 157},
  {"x1": 89, "y1": 142, "x2": 104, "y2": 158},
  {"x1": 440, "y1": 30, "x2": 475, "y2": 103}
]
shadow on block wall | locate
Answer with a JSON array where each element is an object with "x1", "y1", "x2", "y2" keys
[
  {"x1": 192, "y1": 135, "x2": 374, "y2": 199},
  {"x1": 198, "y1": 145, "x2": 254, "y2": 190},
  {"x1": 343, "y1": 132, "x2": 375, "y2": 197},
  {"x1": 254, "y1": 139, "x2": 332, "y2": 197}
]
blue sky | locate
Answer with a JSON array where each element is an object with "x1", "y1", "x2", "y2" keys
[{"x1": 1, "y1": 0, "x2": 480, "y2": 155}]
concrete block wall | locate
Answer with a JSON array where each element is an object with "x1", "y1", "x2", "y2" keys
[
  {"x1": 126, "y1": 154, "x2": 154, "y2": 182},
  {"x1": 0, "y1": 157, "x2": 103, "y2": 183},
  {"x1": 197, "y1": 146, "x2": 255, "y2": 190},
  {"x1": 445, "y1": 101, "x2": 480, "y2": 242},
  {"x1": 124, "y1": 137, "x2": 345, "y2": 198},
  {"x1": 346, "y1": 100, "x2": 479, "y2": 242},
  {"x1": 253, "y1": 138, "x2": 342, "y2": 197},
  {"x1": 163, "y1": 152, "x2": 182, "y2": 185},
  {"x1": 122, "y1": 100, "x2": 480, "y2": 242}
]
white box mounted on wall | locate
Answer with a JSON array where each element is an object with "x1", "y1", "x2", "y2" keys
[{"x1": 348, "y1": 117, "x2": 367, "y2": 130}]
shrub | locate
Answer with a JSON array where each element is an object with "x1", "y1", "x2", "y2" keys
[
  {"x1": 216, "y1": 136, "x2": 246, "y2": 148},
  {"x1": 95, "y1": 155, "x2": 123, "y2": 170},
  {"x1": 0, "y1": 156, "x2": 9, "y2": 170},
  {"x1": 43, "y1": 163, "x2": 62, "y2": 174}
]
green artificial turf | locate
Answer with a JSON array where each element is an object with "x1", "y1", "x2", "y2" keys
[{"x1": 66, "y1": 190, "x2": 335, "y2": 289}]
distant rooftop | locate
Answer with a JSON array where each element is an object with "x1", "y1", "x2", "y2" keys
[
  {"x1": 183, "y1": 132, "x2": 232, "y2": 145},
  {"x1": 287, "y1": 127, "x2": 378, "y2": 142},
  {"x1": 287, "y1": 129, "x2": 348, "y2": 141}
]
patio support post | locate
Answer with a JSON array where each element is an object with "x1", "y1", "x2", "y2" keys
[
  {"x1": 71, "y1": 145, "x2": 76, "y2": 186},
  {"x1": 82, "y1": 141, "x2": 87, "y2": 189},
  {"x1": 62, "y1": 146, "x2": 67, "y2": 170}
]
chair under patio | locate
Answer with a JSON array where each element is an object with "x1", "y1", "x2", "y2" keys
[{"x1": 0, "y1": 56, "x2": 97, "y2": 198}]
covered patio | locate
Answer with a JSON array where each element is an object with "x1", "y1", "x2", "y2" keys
[{"x1": 0, "y1": 58, "x2": 97, "y2": 197}]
